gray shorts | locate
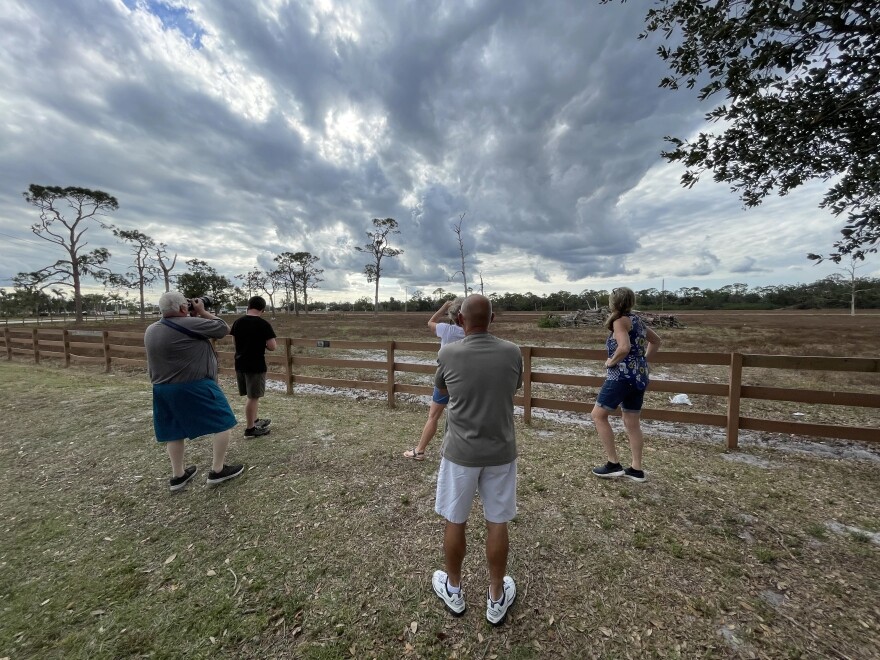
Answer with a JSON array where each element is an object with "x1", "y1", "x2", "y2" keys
[
  {"x1": 434, "y1": 458, "x2": 517, "y2": 524},
  {"x1": 236, "y1": 371, "x2": 266, "y2": 398}
]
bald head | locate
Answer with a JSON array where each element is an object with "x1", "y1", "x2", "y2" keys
[{"x1": 459, "y1": 294, "x2": 493, "y2": 334}]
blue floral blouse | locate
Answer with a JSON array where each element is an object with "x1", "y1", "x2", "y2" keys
[{"x1": 605, "y1": 313, "x2": 650, "y2": 391}]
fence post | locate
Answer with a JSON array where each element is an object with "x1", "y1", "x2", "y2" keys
[
  {"x1": 284, "y1": 337, "x2": 293, "y2": 395},
  {"x1": 726, "y1": 352, "x2": 743, "y2": 449},
  {"x1": 32, "y1": 328, "x2": 40, "y2": 364},
  {"x1": 4, "y1": 327, "x2": 11, "y2": 360},
  {"x1": 386, "y1": 340, "x2": 396, "y2": 408},
  {"x1": 63, "y1": 329, "x2": 71, "y2": 367},
  {"x1": 522, "y1": 346, "x2": 532, "y2": 424},
  {"x1": 102, "y1": 330, "x2": 111, "y2": 373}
]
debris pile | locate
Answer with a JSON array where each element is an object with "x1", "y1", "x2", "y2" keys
[{"x1": 552, "y1": 309, "x2": 685, "y2": 328}]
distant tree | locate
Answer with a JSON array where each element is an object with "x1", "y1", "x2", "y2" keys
[
  {"x1": 838, "y1": 255, "x2": 874, "y2": 315},
  {"x1": 355, "y1": 218, "x2": 403, "y2": 315},
  {"x1": 111, "y1": 229, "x2": 158, "y2": 320},
  {"x1": 177, "y1": 259, "x2": 233, "y2": 310},
  {"x1": 237, "y1": 267, "x2": 265, "y2": 297},
  {"x1": 21, "y1": 184, "x2": 118, "y2": 322},
  {"x1": 154, "y1": 243, "x2": 178, "y2": 292},
  {"x1": 608, "y1": 1, "x2": 880, "y2": 261},
  {"x1": 352, "y1": 296, "x2": 374, "y2": 312},
  {"x1": 291, "y1": 252, "x2": 324, "y2": 314},
  {"x1": 273, "y1": 252, "x2": 302, "y2": 315},
  {"x1": 450, "y1": 212, "x2": 469, "y2": 297}
]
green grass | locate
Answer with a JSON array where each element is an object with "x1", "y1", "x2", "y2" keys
[{"x1": 1, "y1": 360, "x2": 879, "y2": 659}]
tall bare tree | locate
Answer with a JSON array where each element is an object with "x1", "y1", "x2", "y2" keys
[
  {"x1": 154, "y1": 243, "x2": 178, "y2": 292},
  {"x1": 21, "y1": 184, "x2": 118, "y2": 322},
  {"x1": 355, "y1": 217, "x2": 403, "y2": 314},
  {"x1": 450, "y1": 212, "x2": 468, "y2": 297}
]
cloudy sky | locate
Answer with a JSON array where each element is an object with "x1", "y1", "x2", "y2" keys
[{"x1": 0, "y1": 0, "x2": 870, "y2": 305}]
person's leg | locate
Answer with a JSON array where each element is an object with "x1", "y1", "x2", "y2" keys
[
  {"x1": 166, "y1": 440, "x2": 185, "y2": 477},
  {"x1": 443, "y1": 521, "x2": 467, "y2": 588},
  {"x1": 417, "y1": 402, "x2": 446, "y2": 453},
  {"x1": 211, "y1": 429, "x2": 231, "y2": 472},
  {"x1": 622, "y1": 412, "x2": 644, "y2": 470},
  {"x1": 245, "y1": 397, "x2": 259, "y2": 428},
  {"x1": 485, "y1": 522, "x2": 509, "y2": 600},
  {"x1": 591, "y1": 404, "x2": 619, "y2": 463}
]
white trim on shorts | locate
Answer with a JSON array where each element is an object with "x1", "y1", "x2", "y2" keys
[{"x1": 434, "y1": 457, "x2": 517, "y2": 524}]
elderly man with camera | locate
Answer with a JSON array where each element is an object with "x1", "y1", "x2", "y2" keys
[{"x1": 144, "y1": 291, "x2": 244, "y2": 491}]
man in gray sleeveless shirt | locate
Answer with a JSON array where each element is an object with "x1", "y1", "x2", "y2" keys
[{"x1": 430, "y1": 294, "x2": 523, "y2": 626}]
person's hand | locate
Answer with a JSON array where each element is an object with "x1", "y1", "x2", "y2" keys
[{"x1": 190, "y1": 298, "x2": 209, "y2": 317}]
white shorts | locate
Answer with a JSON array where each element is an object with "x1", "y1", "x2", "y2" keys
[{"x1": 434, "y1": 458, "x2": 517, "y2": 524}]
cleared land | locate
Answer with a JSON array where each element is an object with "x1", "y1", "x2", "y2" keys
[{"x1": 1, "y1": 311, "x2": 879, "y2": 658}]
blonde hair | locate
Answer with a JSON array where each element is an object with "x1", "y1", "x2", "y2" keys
[
  {"x1": 605, "y1": 287, "x2": 635, "y2": 332},
  {"x1": 447, "y1": 297, "x2": 466, "y2": 325}
]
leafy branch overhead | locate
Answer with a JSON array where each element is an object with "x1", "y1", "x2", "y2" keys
[{"x1": 608, "y1": 0, "x2": 880, "y2": 261}]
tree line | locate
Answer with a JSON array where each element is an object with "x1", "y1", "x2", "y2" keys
[
  {"x1": 7, "y1": 185, "x2": 406, "y2": 322},
  {"x1": 3, "y1": 184, "x2": 877, "y2": 321}
]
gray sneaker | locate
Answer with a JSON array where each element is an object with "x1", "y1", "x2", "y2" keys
[
  {"x1": 244, "y1": 425, "x2": 270, "y2": 438},
  {"x1": 432, "y1": 570, "x2": 466, "y2": 616},
  {"x1": 486, "y1": 576, "x2": 516, "y2": 626}
]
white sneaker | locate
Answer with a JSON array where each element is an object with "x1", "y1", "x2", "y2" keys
[
  {"x1": 486, "y1": 576, "x2": 516, "y2": 626},
  {"x1": 432, "y1": 570, "x2": 466, "y2": 616}
]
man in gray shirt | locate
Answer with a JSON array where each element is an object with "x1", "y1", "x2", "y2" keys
[
  {"x1": 144, "y1": 291, "x2": 243, "y2": 491},
  {"x1": 431, "y1": 294, "x2": 523, "y2": 626}
]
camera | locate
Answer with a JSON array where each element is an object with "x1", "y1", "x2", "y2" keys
[{"x1": 187, "y1": 295, "x2": 214, "y2": 312}]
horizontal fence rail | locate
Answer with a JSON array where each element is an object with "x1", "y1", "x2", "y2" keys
[{"x1": 2, "y1": 327, "x2": 878, "y2": 447}]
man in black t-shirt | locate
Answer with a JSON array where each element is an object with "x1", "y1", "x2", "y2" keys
[{"x1": 230, "y1": 296, "x2": 277, "y2": 437}]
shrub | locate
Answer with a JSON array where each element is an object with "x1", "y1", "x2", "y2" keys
[{"x1": 537, "y1": 313, "x2": 561, "y2": 328}]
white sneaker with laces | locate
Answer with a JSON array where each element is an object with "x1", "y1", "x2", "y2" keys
[
  {"x1": 486, "y1": 575, "x2": 516, "y2": 626},
  {"x1": 432, "y1": 570, "x2": 466, "y2": 616}
]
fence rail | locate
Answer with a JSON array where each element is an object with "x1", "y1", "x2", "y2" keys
[{"x1": 2, "y1": 327, "x2": 878, "y2": 447}]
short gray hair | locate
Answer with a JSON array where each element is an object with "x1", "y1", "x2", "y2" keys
[{"x1": 158, "y1": 291, "x2": 187, "y2": 315}]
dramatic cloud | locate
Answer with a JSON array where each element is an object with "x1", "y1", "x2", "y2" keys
[{"x1": 0, "y1": 0, "x2": 866, "y2": 304}]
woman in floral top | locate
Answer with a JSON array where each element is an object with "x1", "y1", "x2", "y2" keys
[{"x1": 590, "y1": 287, "x2": 661, "y2": 482}]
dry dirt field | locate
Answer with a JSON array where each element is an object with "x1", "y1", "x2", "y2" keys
[{"x1": 2, "y1": 310, "x2": 879, "y2": 659}]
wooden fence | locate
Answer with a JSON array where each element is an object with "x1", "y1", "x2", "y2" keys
[{"x1": 3, "y1": 327, "x2": 878, "y2": 448}]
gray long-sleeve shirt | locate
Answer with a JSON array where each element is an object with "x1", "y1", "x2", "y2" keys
[{"x1": 144, "y1": 317, "x2": 229, "y2": 384}]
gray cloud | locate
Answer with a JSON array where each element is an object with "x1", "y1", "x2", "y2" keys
[{"x1": 0, "y1": 0, "x2": 853, "y2": 300}]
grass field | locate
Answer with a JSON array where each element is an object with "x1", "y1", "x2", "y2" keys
[{"x1": 1, "y1": 311, "x2": 879, "y2": 658}]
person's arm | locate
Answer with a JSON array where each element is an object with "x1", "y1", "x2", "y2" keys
[
  {"x1": 427, "y1": 300, "x2": 454, "y2": 333},
  {"x1": 604, "y1": 317, "x2": 632, "y2": 368},
  {"x1": 189, "y1": 298, "x2": 230, "y2": 337},
  {"x1": 266, "y1": 338, "x2": 278, "y2": 351},
  {"x1": 645, "y1": 327, "x2": 662, "y2": 361}
]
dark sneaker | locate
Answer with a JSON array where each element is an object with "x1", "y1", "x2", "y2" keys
[
  {"x1": 624, "y1": 467, "x2": 646, "y2": 482},
  {"x1": 254, "y1": 418, "x2": 271, "y2": 428},
  {"x1": 592, "y1": 462, "x2": 625, "y2": 478},
  {"x1": 244, "y1": 425, "x2": 270, "y2": 438},
  {"x1": 432, "y1": 570, "x2": 466, "y2": 616},
  {"x1": 169, "y1": 465, "x2": 197, "y2": 492},
  {"x1": 486, "y1": 576, "x2": 516, "y2": 626},
  {"x1": 206, "y1": 464, "x2": 245, "y2": 486}
]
